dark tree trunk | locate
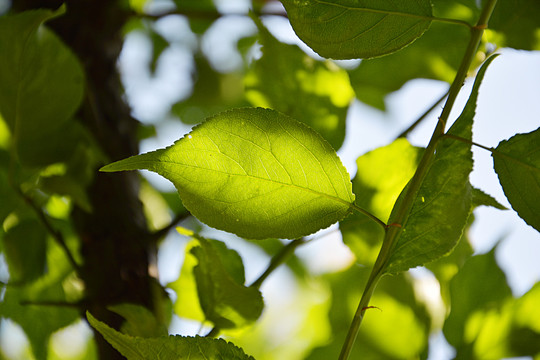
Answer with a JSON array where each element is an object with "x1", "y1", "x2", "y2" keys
[{"x1": 13, "y1": 1, "x2": 154, "y2": 359}]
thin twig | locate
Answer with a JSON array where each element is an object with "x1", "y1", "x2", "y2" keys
[
  {"x1": 397, "y1": 90, "x2": 449, "y2": 139},
  {"x1": 149, "y1": 212, "x2": 191, "y2": 242},
  {"x1": 14, "y1": 186, "x2": 82, "y2": 274}
]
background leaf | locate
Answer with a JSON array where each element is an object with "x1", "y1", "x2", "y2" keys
[
  {"x1": 87, "y1": 312, "x2": 256, "y2": 360},
  {"x1": 493, "y1": 128, "x2": 540, "y2": 232},
  {"x1": 0, "y1": 7, "x2": 85, "y2": 166},
  {"x1": 246, "y1": 17, "x2": 352, "y2": 150},
  {"x1": 488, "y1": 0, "x2": 540, "y2": 51},
  {"x1": 101, "y1": 108, "x2": 355, "y2": 240},
  {"x1": 340, "y1": 138, "x2": 423, "y2": 266},
  {"x1": 280, "y1": 0, "x2": 433, "y2": 59}
]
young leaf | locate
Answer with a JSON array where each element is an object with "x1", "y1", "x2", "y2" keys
[
  {"x1": 191, "y1": 236, "x2": 263, "y2": 329},
  {"x1": 279, "y1": 0, "x2": 433, "y2": 59},
  {"x1": 87, "y1": 312, "x2": 256, "y2": 360},
  {"x1": 0, "y1": 7, "x2": 85, "y2": 166},
  {"x1": 385, "y1": 56, "x2": 498, "y2": 274},
  {"x1": 108, "y1": 303, "x2": 168, "y2": 338},
  {"x1": 101, "y1": 108, "x2": 355, "y2": 240},
  {"x1": 493, "y1": 128, "x2": 540, "y2": 232}
]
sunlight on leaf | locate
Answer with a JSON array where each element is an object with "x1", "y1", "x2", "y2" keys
[
  {"x1": 101, "y1": 108, "x2": 355, "y2": 239},
  {"x1": 280, "y1": 0, "x2": 433, "y2": 59},
  {"x1": 493, "y1": 127, "x2": 540, "y2": 232}
]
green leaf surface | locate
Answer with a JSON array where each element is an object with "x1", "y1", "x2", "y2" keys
[
  {"x1": 0, "y1": 237, "x2": 79, "y2": 360},
  {"x1": 471, "y1": 187, "x2": 507, "y2": 210},
  {"x1": 493, "y1": 128, "x2": 540, "y2": 232},
  {"x1": 246, "y1": 17, "x2": 352, "y2": 150},
  {"x1": 340, "y1": 138, "x2": 423, "y2": 266},
  {"x1": 280, "y1": 0, "x2": 433, "y2": 59},
  {"x1": 3, "y1": 218, "x2": 47, "y2": 283},
  {"x1": 443, "y1": 248, "x2": 512, "y2": 354},
  {"x1": 488, "y1": 0, "x2": 540, "y2": 51},
  {"x1": 348, "y1": 21, "x2": 469, "y2": 109},
  {"x1": 385, "y1": 56, "x2": 497, "y2": 274},
  {"x1": 101, "y1": 108, "x2": 355, "y2": 240},
  {"x1": 108, "y1": 303, "x2": 168, "y2": 338},
  {"x1": 87, "y1": 312, "x2": 256, "y2": 360},
  {"x1": 0, "y1": 7, "x2": 85, "y2": 166},
  {"x1": 191, "y1": 236, "x2": 263, "y2": 329}
]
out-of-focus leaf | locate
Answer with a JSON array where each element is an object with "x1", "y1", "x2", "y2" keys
[
  {"x1": 246, "y1": 17, "x2": 352, "y2": 150},
  {"x1": 174, "y1": 0, "x2": 216, "y2": 34},
  {"x1": 3, "y1": 219, "x2": 47, "y2": 283},
  {"x1": 443, "y1": 248, "x2": 512, "y2": 352},
  {"x1": 488, "y1": 0, "x2": 540, "y2": 50},
  {"x1": 493, "y1": 128, "x2": 540, "y2": 232},
  {"x1": 87, "y1": 312, "x2": 256, "y2": 360},
  {"x1": 385, "y1": 56, "x2": 498, "y2": 274},
  {"x1": 172, "y1": 56, "x2": 249, "y2": 124},
  {"x1": 101, "y1": 108, "x2": 355, "y2": 240},
  {"x1": 340, "y1": 138, "x2": 423, "y2": 266},
  {"x1": 191, "y1": 236, "x2": 263, "y2": 329},
  {"x1": 307, "y1": 265, "x2": 430, "y2": 359},
  {"x1": 348, "y1": 22, "x2": 469, "y2": 110},
  {"x1": 0, "y1": 237, "x2": 79, "y2": 360},
  {"x1": 280, "y1": 0, "x2": 433, "y2": 59},
  {"x1": 108, "y1": 303, "x2": 168, "y2": 338},
  {"x1": 0, "y1": 7, "x2": 85, "y2": 166}
]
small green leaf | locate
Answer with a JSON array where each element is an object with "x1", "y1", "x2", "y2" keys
[
  {"x1": 443, "y1": 248, "x2": 512, "y2": 352},
  {"x1": 0, "y1": 7, "x2": 85, "y2": 166},
  {"x1": 246, "y1": 17, "x2": 352, "y2": 150},
  {"x1": 87, "y1": 312, "x2": 256, "y2": 360},
  {"x1": 471, "y1": 187, "x2": 507, "y2": 210},
  {"x1": 101, "y1": 108, "x2": 355, "y2": 240},
  {"x1": 385, "y1": 56, "x2": 498, "y2": 274},
  {"x1": 3, "y1": 219, "x2": 47, "y2": 283},
  {"x1": 340, "y1": 138, "x2": 423, "y2": 266},
  {"x1": 191, "y1": 236, "x2": 263, "y2": 329},
  {"x1": 108, "y1": 303, "x2": 168, "y2": 338},
  {"x1": 280, "y1": 0, "x2": 433, "y2": 59},
  {"x1": 493, "y1": 128, "x2": 540, "y2": 232}
]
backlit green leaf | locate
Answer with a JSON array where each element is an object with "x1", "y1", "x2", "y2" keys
[
  {"x1": 0, "y1": 7, "x2": 85, "y2": 166},
  {"x1": 190, "y1": 235, "x2": 263, "y2": 329},
  {"x1": 108, "y1": 303, "x2": 168, "y2": 338},
  {"x1": 246, "y1": 17, "x2": 352, "y2": 150},
  {"x1": 385, "y1": 56, "x2": 497, "y2": 274},
  {"x1": 493, "y1": 128, "x2": 540, "y2": 232},
  {"x1": 280, "y1": 0, "x2": 433, "y2": 59},
  {"x1": 340, "y1": 138, "x2": 423, "y2": 266},
  {"x1": 488, "y1": 0, "x2": 540, "y2": 51},
  {"x1": 101, "y1": 108, "x2": 355, "y2": 239},
  {"x1": 87, "y1": 312, "x2": 256, "y2": 360}
]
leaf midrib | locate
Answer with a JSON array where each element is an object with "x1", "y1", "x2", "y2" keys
[{"x1": 132, "y1": 158, "x2": 354, "y2": 210}]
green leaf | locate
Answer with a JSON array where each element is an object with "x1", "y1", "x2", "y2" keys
[
  {"x1": 348, "y1": 21, "x2": 469, "y2": 110},
  {"x1": 280, "y1": 0, "x2": 433, "y2": 59},
  {"x1": 0, "y1": 236, "x2": 79, "y2": 360},
  {"x1": 108, "y1": 303, "x2": 168, "y2": 338},
  {"x1": 0, "y1": 7, "x2": 85, "y2": 166},
  {"x1": 340, "y1": 138, "x2": 423, "y2": 266},
  {"x1": 246, "y1": 17, "x2": 352, "y2": 150},
  {"x1": 488, "y1": 0, "x2": 540, "y2": 51},
  {"x1": 443, "y1": 248, "x2": 512, "y2": 353},
  {"x1": 3, "y1": 218, "x2": 47, "y2": 283},
  {"x1": 493, "y1": 128, "x2": 540, "y2": 232},
  {"x1": 385, "y1": 56, "x2": 498, "y2": 274},
  {"x1": 101, "y1": 108, "x2": 355, "y2": 240},
  {"x1": 191, "y1": 236, "x2": 263, "y2": 329},
  {"x1": 87, "y1": 312, "x2": 256, "y2": 360},
  {"x1": 471, "y1": 187, "x2": 507, "y2": 210}
]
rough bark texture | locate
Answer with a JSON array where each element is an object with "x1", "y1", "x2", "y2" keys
[{"x1": 13, "y1": 1, "x2": 154, "y2": 359}]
